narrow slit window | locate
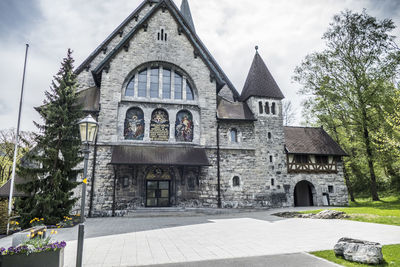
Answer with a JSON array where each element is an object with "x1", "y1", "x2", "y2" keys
[
  {"x1": 268, "y1": 132, "x2": 272, "y2": 139},
  {"x1": 165, "y1": 33, "x2": 167, "y2": 41},
  {"x1": 265, "y1": 102, "x2": 270, "y2": 114},
  {"x1": 125, "y1": 76, "x2": 135, "y2": 96},
  {"x1": 271, "y1": 103, "x2": 276, "y2": 115},
  {"x1": 270, "y1": 156, "x2": 273, "y2": 163},
  {"x1": 230, "y1": 128, "x2": 238, "y2": 143},
  {"x1": 259, "y1": 102, "x2": 263, "y2": 114},
  {"x1": 161, "y1": 29, "x2": 164, "y2": 41},
  {"x1": 271, "y1": 179, "x2": 275, "y2": 186},
  {"x1": 150, "y1": 68, "x2": 159, "y2": 98},
  {"x1": 138, "y1": 69, "x2": 147, "y2": 97},
  {"x1": 162, "y1": 69, "x2": 171, "y2": 99},
  {"x1": 174, "y1": 72, "x2": 183, "y2": 100}
]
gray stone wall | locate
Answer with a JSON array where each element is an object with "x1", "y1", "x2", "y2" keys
[{"x1": 71, "y1": 3, "x2": 349, "y2": 215}]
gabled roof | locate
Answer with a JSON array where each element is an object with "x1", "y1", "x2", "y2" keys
[
  {"x1": 217, "y1": 97, "x2": 256, "y2": 121},
  {"x1": 91, "y1": 0, "x2": 239, "y2": 99},
  {"x1": 239, "y1": 51, "x2": 285, "y2": 102},
  {"x1": 75, "y1": 0, "x2": 155, "y2": 75},
  {"x1": 284, "y1": 126, "x2": 347, "y2": 156},
  {"x1": 0, "y1": 175, "x2": 30, "y2": 198},
  {"x1": 180, "y1": 0, "x2": 195, "y2": 32}
]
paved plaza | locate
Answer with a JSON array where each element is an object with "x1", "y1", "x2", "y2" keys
[{"x1": 1, "y1": 208, "x2": 399, "y2": 266}]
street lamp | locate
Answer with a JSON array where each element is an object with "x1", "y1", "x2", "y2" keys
[{"x1": 76, "y1": 114, "x2": 98, "y2": 267}]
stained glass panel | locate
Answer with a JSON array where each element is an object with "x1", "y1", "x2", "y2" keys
[
  {"x1": 124, "y1": 108, "x2": 145, "y2": 140},
  {"x1": 175, "y1": 110, "x2": 193, "y2": 142}
]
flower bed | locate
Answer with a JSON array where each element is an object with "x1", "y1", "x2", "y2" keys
[
  {"x1": 0, "y1": 240, "x2": 66, "y2": 267},
  {"x1": 1, "y1": 241, "x2": 66, "y2": 256}
]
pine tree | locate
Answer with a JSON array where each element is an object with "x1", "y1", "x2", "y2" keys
[{"x1": 16, "y1": 49, "x2": 83, "y2": 228}]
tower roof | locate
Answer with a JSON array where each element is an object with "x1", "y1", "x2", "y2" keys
[
  {"x1": 239, "y1": 49, "x2": 284, "y2": 101},
  {"x1": 180, "y1": 0, "x2": 195, "y2": 32}
]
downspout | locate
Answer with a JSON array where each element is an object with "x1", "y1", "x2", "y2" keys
[
  {"x1": 216, "y1": 117, "x2": 222, "y2": 208},
  {"x1": 88, "y1": 135, "x2": 98, "y2": 218},
  {"x1": 112, "y1": 166, "x2": 117, "y2": 217}
]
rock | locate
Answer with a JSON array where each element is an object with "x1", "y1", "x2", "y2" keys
[
  {"x1": 312, "y1": 210, "x2": 348, "y2": 219},
  {"x1": 334, "y1": 237, "x2": 383, "y2": 265}
]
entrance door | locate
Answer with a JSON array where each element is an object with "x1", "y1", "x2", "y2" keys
[
  {"x1": 146, "y1": 180, "x2": 170, "y2": 207},
  {"x1": 294, "y1": 180, "x2": 315, "y2": 207}
]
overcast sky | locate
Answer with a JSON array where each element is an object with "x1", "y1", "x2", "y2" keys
[{"x1": 0, "y1": 0, "x2": 399, "y2": 132}]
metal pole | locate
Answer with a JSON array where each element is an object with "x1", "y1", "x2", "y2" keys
[
  {"x1": 7, "y1": 44, "x2": 29, "y2": 235},
  {"x1": 76, "y1": 143, "x2": 89, "y2": 267},
  {"x1": 216, "y1": 118, "x2": 221, "y2": 208}
]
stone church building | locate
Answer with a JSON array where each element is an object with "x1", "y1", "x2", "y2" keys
[{"x1": 75, "y1": 0, "x2": 348, "y2": 216}]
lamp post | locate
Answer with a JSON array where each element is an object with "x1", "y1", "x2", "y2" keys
[{"x1": 76, "y1": 115, "x2": 98, "y2": 267}]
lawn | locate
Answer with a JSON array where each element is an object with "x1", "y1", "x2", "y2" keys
[
  {"x1": 301, "y1": 196, "x2": 400, "y2": 226},
  {"x1": 311, "y1": 244, "x2": 400, "y2": 266}
]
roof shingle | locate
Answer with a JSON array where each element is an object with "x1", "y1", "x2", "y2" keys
[
  {"x1": 284, "y1": 126, "x2": 347, "y2": 156},
  {"x1": 240, "y1": 52, "x2": 285, "y2": 101}
]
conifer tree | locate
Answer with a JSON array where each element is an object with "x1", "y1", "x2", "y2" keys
[{"x1": 16, "y1": 49, "x2": 83, "y2": 228}]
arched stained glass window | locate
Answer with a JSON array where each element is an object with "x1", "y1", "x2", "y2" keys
[
  {"x1": 174, "y1": 73, "x2": 183, "y2": 100},
  {"x1": 138, "y1": 69, "x2": 147, "y2": 97},
  {"x1": 186, "y1": 83, "x2": 194, "y2": 100},
  {"x1": 150, "y1": 109, "x2": 169, "y2": 141},
  {"x1": 175, "y1": 110, "x2": 193, "y2": 142},
  {"x1": 125, "y1": 76, "x2": 135, "y2": 96},
  {"x1": 124, "y1": 108, "x2": 145, "y2": 140}
]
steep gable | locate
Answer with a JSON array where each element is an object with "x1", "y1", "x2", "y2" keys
[
  {"x1": 89, "y1": 0, "x2": 239, "y2": 99},
  {"x1": 75, "y1": 0, "x2": 154, "y2": 75},
  {"x1": 240, "y1": 50, "x2": 285, "y2": 101}
]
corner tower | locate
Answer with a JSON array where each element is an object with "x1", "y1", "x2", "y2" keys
[{"x1": 240, "y1": 47, "x2": 288, "y2": 206}]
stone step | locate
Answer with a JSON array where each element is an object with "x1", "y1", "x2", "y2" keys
[{"x1": 125, "y1": 207, "x2": 258, "y2": 218}]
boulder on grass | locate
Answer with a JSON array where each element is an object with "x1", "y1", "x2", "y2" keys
[
  {"x1": 334, "y1": 237, "x2": 383, "y2": 265},
  {"x1": 312, "y1": 210, "x2": 348, "y2": 219}
]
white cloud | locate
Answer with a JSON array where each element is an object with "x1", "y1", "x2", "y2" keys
[{"x1": 0, "y1": 0, "x2": 399, "y2": 131}]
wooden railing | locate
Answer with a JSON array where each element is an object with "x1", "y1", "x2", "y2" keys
[{"x1": 287, "y1": 162, "x2": 338, "y2": 174}]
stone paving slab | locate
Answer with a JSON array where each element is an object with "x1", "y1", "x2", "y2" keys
[
  {"x1": 151, "y1": 252, "x2": 341, "y2": 267},
  {"x1": 60, "y1": 217, "x2": 400, "y2": 267}
]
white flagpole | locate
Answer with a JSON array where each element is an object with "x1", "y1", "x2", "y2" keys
[{"x1": 7, "y1": 44, "x2": 29, "y2": 235}]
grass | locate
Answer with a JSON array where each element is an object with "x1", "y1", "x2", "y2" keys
[
  {"x1": 311, "y1": 244, "x2": 400, "y2": 266},
  {"x1": 300, "y1": 196, "x2": 400, "y2": 226}
]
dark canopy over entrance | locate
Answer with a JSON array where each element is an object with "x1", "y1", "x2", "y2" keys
[
  {"x1": 110, "y1": 146, "x2": 210, "y2": 166},
  {"x1": 294, "y1": 180, "x2": 316, "y2": 207}
]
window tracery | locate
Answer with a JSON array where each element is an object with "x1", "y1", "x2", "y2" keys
[{"x1": 125, "y1": 64, "x2": 195, "y2": 101}]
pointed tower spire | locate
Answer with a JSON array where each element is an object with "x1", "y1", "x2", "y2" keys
[
  {"x1": 239, "y1": 48, "x2": 285, "y2": 102},
  {"x1": 181, "y1": 0, "x2": 196, "y2": 32}
]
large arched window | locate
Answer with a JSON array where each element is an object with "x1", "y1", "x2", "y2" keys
[
  {"x1": 124, "y1": 108, "x2": 145, "y2": 140},
  {"x1": 175, "y1": 110, "x2": 194, "y2": 142},
  {"x1": 124, "y1": 63, "x2": 195, "y2": 101},
  {"x1": 150, "y1": 109, "x2": 169, "y2": 141}
]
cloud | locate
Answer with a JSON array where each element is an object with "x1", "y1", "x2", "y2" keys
[{"x1": 0, "y1": 0, "x2": 399, "y2": 131}]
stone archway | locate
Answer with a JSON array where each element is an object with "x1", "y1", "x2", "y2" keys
[{"x1": 294, "y1": 180, "x2": 316, "y2": 207}]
